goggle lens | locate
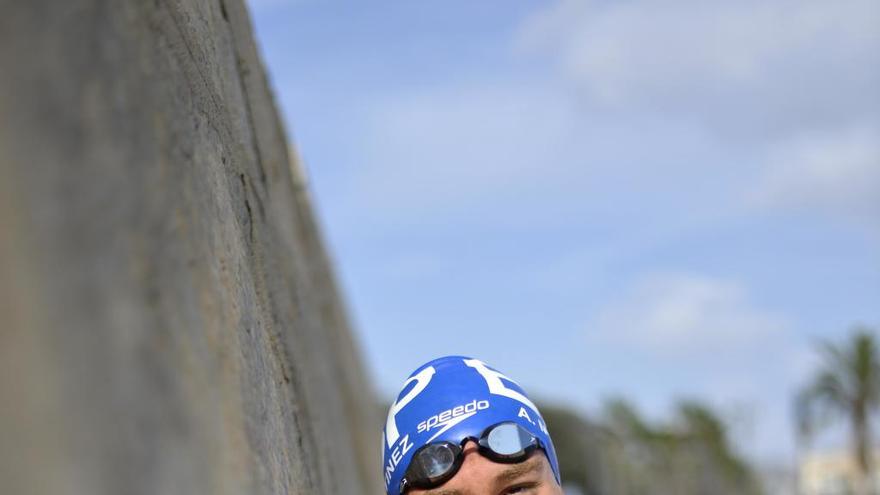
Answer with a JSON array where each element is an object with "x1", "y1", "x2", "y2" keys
[
  {"x1": 409, "y1": 443, "x2": 459, "y2": 480},
  {"x1": 485, "y1": 422, "x2": 537, "y2": 456}
]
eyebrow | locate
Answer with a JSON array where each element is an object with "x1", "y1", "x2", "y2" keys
[{"x1": 494, "y1": 456, "x2": 542, "y2": 484}]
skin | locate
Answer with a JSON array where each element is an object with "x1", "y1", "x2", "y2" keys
[{"x1": 408, "y1": 441, "x2": 564, "y2": 495}]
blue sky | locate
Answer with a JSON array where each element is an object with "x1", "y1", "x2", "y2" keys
[{"x1": 247, "y1": 0, "x2": 880, "y2": 465}]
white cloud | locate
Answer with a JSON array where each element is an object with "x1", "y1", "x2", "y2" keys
[
  {"x1": 340, "y1": 80, "x2": 753, "y2": 231},
  {"x1": 518, "y1": 0, "x2": 880, "y2": 139},
  {"x1": 750, "y1": 125, "x2": 880, "y2": 219},
  {"x1": 591, "y1": 272, "x2": 790, "y2": 357},
  {"x1": 344, "y1": 84, "x2": 585, "y2": 218},
  {"x1": 323, "y1": 0, "x2": 880, "y2": 232},
  {"x1": 518, "y1": 0, "x2": 880, "y2": 223}
]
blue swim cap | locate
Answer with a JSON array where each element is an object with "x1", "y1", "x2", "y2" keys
[{"x1": 381, "y1": 356, "x2": 560, "y2": 495}]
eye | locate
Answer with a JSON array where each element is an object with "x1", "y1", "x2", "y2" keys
[{"x1": 502, "y1": 483, "x2": 538, "y2": 495}]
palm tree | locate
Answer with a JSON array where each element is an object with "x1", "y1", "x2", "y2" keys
[
  {"x1": 797, "y1": 327, "x2": 880, "y2": 493},
  {"x1": 675, "y1": 401, "x2": 762, "y2": 495}
]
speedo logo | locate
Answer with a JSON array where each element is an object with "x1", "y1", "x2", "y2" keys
[{"x1": 417, "y1": 399, "x2": 489, "y2": 433}]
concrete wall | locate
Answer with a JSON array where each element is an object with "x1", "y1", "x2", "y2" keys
[{"x1": 0, "y1": 1, "x2": 380, "y2": 493}]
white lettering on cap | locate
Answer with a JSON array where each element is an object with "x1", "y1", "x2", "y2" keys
[
  {"x1": 385, "y1": 366, "x2": 436, "y2": 448},
  {"x1": 464, "y1": 359, "x2": 540, "y2": 414}
]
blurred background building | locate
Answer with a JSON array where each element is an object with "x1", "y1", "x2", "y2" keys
[{"x1": 800, "y1": 450, "x2": 880, "y2": 495}]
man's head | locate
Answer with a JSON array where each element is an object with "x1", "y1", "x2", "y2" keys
[{"x1": 382, "y1": 356, "x2": 562, "y2": 495}]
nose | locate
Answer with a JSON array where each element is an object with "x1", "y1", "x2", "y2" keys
[{"x1": 460, "y1": 440, "x2": 480, "y2": 456}]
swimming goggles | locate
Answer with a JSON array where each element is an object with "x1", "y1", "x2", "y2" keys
[{"x1": 399, "y1": 421, "x2": 543, "y2": 493}]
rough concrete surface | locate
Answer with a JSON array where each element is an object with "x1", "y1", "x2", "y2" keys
[{"x1": 0, "y1": 1, "x2": 380, "y2": 493}]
